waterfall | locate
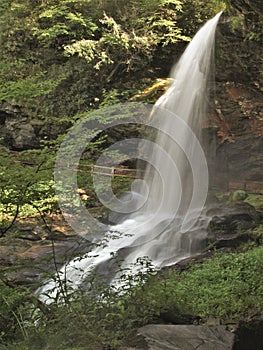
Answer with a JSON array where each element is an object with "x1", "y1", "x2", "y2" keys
[{"x1": 37, "y1": 12, "x2": 222, "y2": 302}]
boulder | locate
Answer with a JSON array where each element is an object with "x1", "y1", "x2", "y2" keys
[
  {"x1": 5, "y1": 116, "x2": 40, "y2": 149},
  {"x1": 0, "y1": 221, "x2": 91, "y2": 287},
  {"x1": 206, "y1": 201, "x2": 262, "y2": 250},
  {"x1": 136, "y1": 324, "x2": 235, "y2": 350}
]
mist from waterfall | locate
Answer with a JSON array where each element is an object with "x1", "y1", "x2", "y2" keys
[{"x1": 37, "y1": 12, "x2": 222, "y2": 302}]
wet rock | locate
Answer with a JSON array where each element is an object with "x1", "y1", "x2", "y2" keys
[
  {"x1": 45, "y1": 230, "x2": 70, "y2": 241},
  {"x1": 5, "y1": 116, "x2": 38, "y2": 149},
  {"x1": 203, "y1": 5, "x2": 263, "y2": 189},
  {"x1": 207, "y1": 202, "x2": 259, "y2": 232},
  {"x1": 206, "y1": 201, "x2": 262, "y2": 249},
  {"x1": 169, "y1": 251, "x2": 216, "y2": 272},
  {"x1": 123, "y1": 317, "x2": 263, "y2": 350},
  {"x1": 0, "y1": 227, "x2": 91, "y2": 287},
  {"x1": 212, "y1": 232, "x2": 252, "y2": 249},
  {"x1": 137, "y1": 324, "x2": 235, "y2": 350},
  {"x1": 19, "y1": 231, "x2": 42, "y2": 241},
  {"x1": 0, "y1": 101, "x2": 46, "y2": 149}
]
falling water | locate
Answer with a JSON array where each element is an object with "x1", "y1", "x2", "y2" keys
[{"x1": 37, "y1": 12, "x2": 222, "y2": 302}]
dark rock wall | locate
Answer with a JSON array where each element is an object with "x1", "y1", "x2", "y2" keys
[{"x1": 205, "y1": 6, "x2": 262, "y2": 189}]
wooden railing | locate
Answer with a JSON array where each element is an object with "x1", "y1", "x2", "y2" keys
[
  {"x1": 228, "y1": 180, "x2": 263, "y2": 194},
  {"x1": 92, "y1": 165, "x2": 135, "y2": 178},
  {"x1": 90, "y1": 166, "x2": 263, "y2": 194},
  {"x1": 9, "y1": 152, "x2": 263, "y2": 194},
  {"x1": 210, "y1": 176, "x2": 263, "y2": 194},
  {"x1": 90, "y1": 165, "x2": 143, "y2": 179}
]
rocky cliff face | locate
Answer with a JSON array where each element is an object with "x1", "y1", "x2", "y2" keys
[
  {"x1": 231, "y1": 0, "x2": 262, "y2": 17},
  {"x1": 205, "y1": 5, "x2": 262, "y2": 188},
  {"x1": 0, "y1": 102, "x2": 41, "y2": 149}
]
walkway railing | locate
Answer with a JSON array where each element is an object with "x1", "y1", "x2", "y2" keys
[{"x1": 9, "y1": 152, "x2": 263, "y2": 194}]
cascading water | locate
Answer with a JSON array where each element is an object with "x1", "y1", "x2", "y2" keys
[{"x1": 37, "y1": 12, "x2": 222, "y2": 302}]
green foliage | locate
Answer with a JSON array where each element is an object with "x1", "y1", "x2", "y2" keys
[
  {"x1": 0, "y1": 147, "x2": 56, "y2": 236},
  {"x1": 33, "y1": 1, "x2": 98, "y2": 48},
  {"x1": 175, "y1": 247, "x2": 263, "y2": 319},
  {"x1": 245, "y1": 194, "x2": 263, "y2": 211},
  {"x1": 240, "y1": 224, "x2": 263, "y2": 249},
  {"x1": 64, "y1": 1, "x2": 190, "y2": 71},
  {"x1": 0, "y1": 0, "x2": 233, "y2": 119},
  {"x1": 175, "y1": 0, "x2": 226, "y2": 37},
  {"x1": 0, "y1": 72, "x2": 62, "y2": 103},
  {"x1": 3, "y1": 246, "x2": 262, "y2": 348},
  {"x1": 231, "y1": 14, "x2": 245, "y2": 30},
  {"x1": 130, "y1": 246, "x2": 263, "y2": 323},
  {"x1": 230, "y1": 189, "x2": 248, "y2": 202},
  {"x1": 0, "y1": 282, "x2": 32, "y2": 343}
]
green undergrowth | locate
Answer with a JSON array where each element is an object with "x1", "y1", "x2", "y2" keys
[
  {"x1": 212, "y1": 191, "x2": 263, "y2": 212},
  {"x1": 244, "y1": 194, "x2": 263, "y2": 211},
  {"x1": 1, "y1": 245, "x2": 262, "y2": 349},
  {"x1": 160, "y1": 245, "x2": 263, "y2": 320}
]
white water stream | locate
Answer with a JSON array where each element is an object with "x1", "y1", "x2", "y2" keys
[{"x1": 37, "y1": 12, "x2": 222, "y2": 302}]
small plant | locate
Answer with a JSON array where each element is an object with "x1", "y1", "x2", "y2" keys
[{"x1": 0, "y1": 281, "x2": 34, "y2": 344}]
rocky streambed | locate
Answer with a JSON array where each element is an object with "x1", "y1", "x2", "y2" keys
[
  {"x1": 0, "y1": 196, "x2": 262, "y2": 349},
  {"x1": 0, "y1": 196, "x2": 261, "y2": 287}
]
